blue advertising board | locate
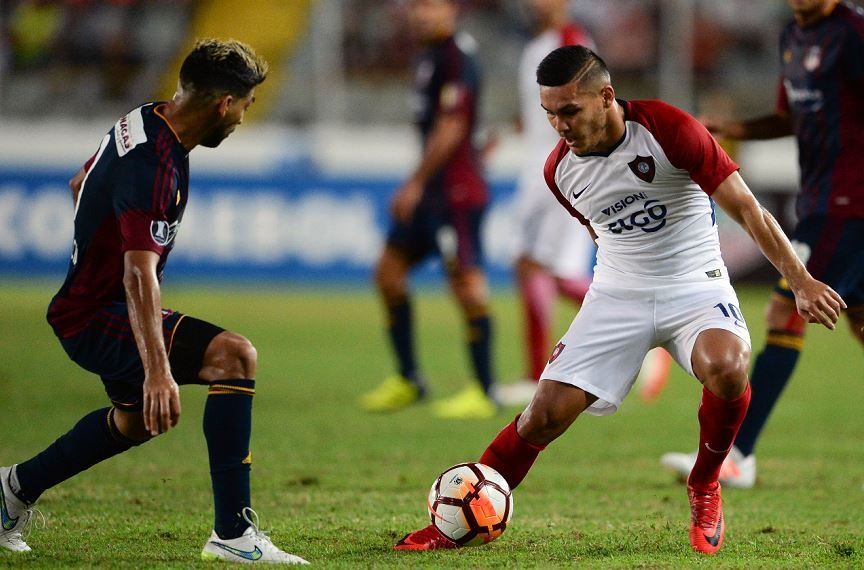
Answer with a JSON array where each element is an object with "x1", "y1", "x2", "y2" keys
[{"x1": 0, "y1": 165, "x2": 525, "y2": 285}]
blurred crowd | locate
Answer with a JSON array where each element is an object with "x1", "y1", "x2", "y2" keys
[
  {"x1": 0, "y1": 0, "x2": 194, "y2": 117},
  {"x1": 1, "y1": 0, "x2": 862, "y2": 122}
]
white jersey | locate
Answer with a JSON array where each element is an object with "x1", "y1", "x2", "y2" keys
[
  {"x1": 515, "y1": 23, "x2": 596, "y2": 277},
  {"x1": 518, "y1": 24, "x2": 595, "y2": 200},
  {"x1": 544, "y1": 99, "x2": 739, "y2": 286}
]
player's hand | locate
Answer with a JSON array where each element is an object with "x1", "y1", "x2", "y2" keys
[
  {"x1": 792, "y1": 277, "x2": 846, "y2": 330},
  {"x1": 143, "y1": 372, "x2": 182, "y2": 436},
  {"x1": 391, "y1": 179, "x2": 423, "y2": 223}
]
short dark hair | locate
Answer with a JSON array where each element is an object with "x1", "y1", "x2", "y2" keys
[
  {"x1": 536, "y1": 45, "x2": 610, "y2": 88},
  {"x1": 179, "y1": 38, "x2": 269, "y2": 99}
]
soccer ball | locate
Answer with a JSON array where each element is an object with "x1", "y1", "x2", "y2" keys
[{"x1": 427, "y1": 462, "x2": 513, "y2": 546}]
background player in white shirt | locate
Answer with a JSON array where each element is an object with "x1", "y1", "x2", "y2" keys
[
  {"x1": 395, "y1": 45, "x2": 844, "y2": 555},
  {"x1": 501, "y1": 0, "x2": 670, "y2": 406}
]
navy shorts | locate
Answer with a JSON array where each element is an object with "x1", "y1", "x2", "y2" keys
[
  {"x1": 387, "y1": 201, "x2": 486, "y2": 272},
  {"x1": 59, "y1": 303, "x2": 225, "y2": 411},
  {"x1": 775, "y1": 215, "x2": 864, "y2": 307}
]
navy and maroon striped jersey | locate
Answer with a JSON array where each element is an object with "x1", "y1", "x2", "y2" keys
[
  {"x1": 47, "y1": 103, "x2": 189, "y2": 338},
  {"x1": 776, "y1": 1, "x2": 864, "y2": 219},
  {"x1": 413, "y1": 33, "x2": 487, "y2": 209}
]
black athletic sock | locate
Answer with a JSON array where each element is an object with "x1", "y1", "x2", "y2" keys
[
  {"x1": 386, "y1": 297, "x2": 422, "y2": 389},
  {"x1": 204, "y1": 379, "x2": 255, "y2": 540},
  {"x1": 467, "y1": 313, "x2": 494, "y2": 395},
  {"x1": 15, "y1": 407, "x2": 139, "y2": 504},
  {"x1": 734, "y1": 334, "x2": 802, "y2": 457}
]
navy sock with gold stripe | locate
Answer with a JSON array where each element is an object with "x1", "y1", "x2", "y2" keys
[
  {"x1": 734, "y1": 331, "x2": 803, "y2": 457},
  {"x1": 204, "y1": 378, "x2": 255, "y2": 539},
  {"x1": 14, "y1": 407, "x2": 139, "y2": 504}
]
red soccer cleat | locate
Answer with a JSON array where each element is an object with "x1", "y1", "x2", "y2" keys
[
  {"x1": 394, "y1": 524, "x2": 460, "y2": 551},
  {"x1": 687, "y1": 482, "x2": 725, "y2": 554}
]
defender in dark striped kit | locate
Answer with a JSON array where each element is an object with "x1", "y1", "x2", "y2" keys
[
  {"x1": 0, "y1": 39, "x2": 307, "y2": 564},
  {"x1": 662, "y1": 0, "x2": 864, "y2": 491}
]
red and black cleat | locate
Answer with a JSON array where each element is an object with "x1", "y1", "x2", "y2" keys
[
  {"x1": 688, "y1": 482, "x2": 725, "y2": 554},
  {"x1": 394, "y1": 524, "x2": 460, "y2": 551}
]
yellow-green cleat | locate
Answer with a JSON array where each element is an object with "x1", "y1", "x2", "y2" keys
[
  {"x1": 431, "y1": 384, "x2": 498, "y2": 419},
  {"x1": 360, "y1": 375, "x2": 423, "y2": 412}
]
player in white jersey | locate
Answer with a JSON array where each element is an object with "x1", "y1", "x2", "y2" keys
[
  {"x1": 394, "y1": 45, "x2": 844, "y2": 555},
  {"x1": 501, "y1": 0, "x2": 670, "y2": 406}
]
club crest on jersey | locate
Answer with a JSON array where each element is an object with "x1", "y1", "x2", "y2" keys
[
  {"x1": 628, "y1": 155, "x2": 655, "y2": 183},
  {"x1": 803, "y1": 46, "x2": 821, "y2": 72},
  {"x1": 150, "y1": 220, "x2": 178, "y2": 247},
  {"x1": 549, "y1": 342, "x2": 566, "y2": 364}
]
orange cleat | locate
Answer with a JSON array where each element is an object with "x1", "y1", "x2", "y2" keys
[
  {"x1": 687, "y1": 482, "x2": 725, "y2": 554},
  {"x1": 394, "y1": 524, "x2": 460, "y2": 551}
]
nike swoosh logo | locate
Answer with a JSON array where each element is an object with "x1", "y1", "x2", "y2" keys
[
  {"x1": 704, "y1": 513, "x2": 723, "y2": 547},
  {"x1": 704, "y1": 442, "x2": 732, "y2": 454},
  {"x1": 0, "y1": 482, "x2": 19, "y2": 531},
  {"x1": 210, "y1": 542, "x2": 263, "y2": 561},
  {"x1": 573, "y1": 184, "x2": 590, "y2": 200}
]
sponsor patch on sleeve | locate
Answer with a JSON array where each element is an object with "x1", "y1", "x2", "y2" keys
[
  {"x1": 114, "y1": 106, "x2": 148, "y2": 157},
  {"x1": 150, "y1": 220, "x2": 170, "y2": 246}
]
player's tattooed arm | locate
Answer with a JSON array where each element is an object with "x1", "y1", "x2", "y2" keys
[
  {"x1": 124, "y1": 250, "x2": 182, "y2": 436},
  {"x1": 712, "y1": 172, "x2": 846, "y2": 330}
]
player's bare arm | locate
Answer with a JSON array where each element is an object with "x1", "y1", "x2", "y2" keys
[
  {"x1": 392, "y1": 112, "x2": 469, "y2": 222},
  {"x1": 700, "y1": 112, "x2": 792, "y2": 140},
  {"x1": 123, "y1": 250, "x2": 181, "y2": 435},
  {"x1": 712, "y1": 171, "x2": 846, "y2": 329},
  {"x1": 68, "y1": 167, "x2": 85, "y2": 205}
]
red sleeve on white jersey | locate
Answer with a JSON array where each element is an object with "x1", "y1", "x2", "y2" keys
[
  {"x1": 544, "y1": 139, "x2": 590, "y2": 226},
  {"x1": 775, "y1": 77, "x2": 789, "y2": 115},
  {"x1": 560, "y1": 23, "x2": 595, "y2": 51},
  {"x1": 625, "y1": 100, "x2": 738, "y2": 195}
]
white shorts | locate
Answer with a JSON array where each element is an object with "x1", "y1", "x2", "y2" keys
[
  {"x1": 514, "y1": 180, "x2": 595, "y2": 279},
  {"x1": 540, "y1": 278, "x2": 751, "y2": 416}
]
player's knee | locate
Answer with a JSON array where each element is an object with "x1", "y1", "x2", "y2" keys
[
  {"x1": 112, "y1": 409, "x2": 152, "y2": 444},
  {"x1": 204, "y1": 332, "x2": 257, "y2": 380},
  {"x1": 375, "y1": 263, "x2": 406, "y2": 301},
  {"x1": 451, "y1": 274, "x2": 488, "y2": 310},
  {"x1": 846, "y1": 306, "x2": 864, "y2": 345},
  {"x1": 518, "y1": 405, "x2": 570, "y2": 445},
  {"x1": 698, "y1": 348, "x2": 750, "y2": 399},
  {"x1": 231, "y1": 335, "x2": 258, "y2": 378}
]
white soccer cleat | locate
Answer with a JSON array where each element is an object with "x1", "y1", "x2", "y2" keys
[
  {"x1": 201, "y1": 507, "x2": 308, "y2": 565},
  {"x1": 496, "y1": 379, "x2": 538, "y2": 406},
  {"x1": 660, "y1": 447, "x2": 757, "y2": 489},
  {"x1": 0, "y1": 465, "x2": 41, "y2": 553}
]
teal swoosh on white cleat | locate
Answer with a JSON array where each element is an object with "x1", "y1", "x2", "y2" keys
[{"x1": 210, "y1": 542, "x2": 263, "y2": 561}]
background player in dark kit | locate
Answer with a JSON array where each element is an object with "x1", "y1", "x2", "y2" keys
[{"x1": 662, "y1": 0, "x2": 864, "y2": 489}]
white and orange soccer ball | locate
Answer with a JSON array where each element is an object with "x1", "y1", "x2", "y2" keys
[{"x1": 427, "y1": 462, "x2": 513, "y2": 546}]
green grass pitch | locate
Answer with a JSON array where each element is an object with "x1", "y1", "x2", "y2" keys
[{"x1": 0, "y1": 281, "x2": 861, "y2": 568}]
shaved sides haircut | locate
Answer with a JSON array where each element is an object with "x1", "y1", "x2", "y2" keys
[
  {"x1": 179, "y1": 38, "x2": 269, "y2": 100},
  {"x1": 536, "y1": 45, "x2": 610, "y2": 88}
]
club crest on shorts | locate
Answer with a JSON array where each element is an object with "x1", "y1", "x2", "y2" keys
[
  {"x1": 628, "y1": 155, "x2": 655, "y2": 183},
  {"x1": 549, "y1": 342, "x2": 566, "y2": 364}
]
